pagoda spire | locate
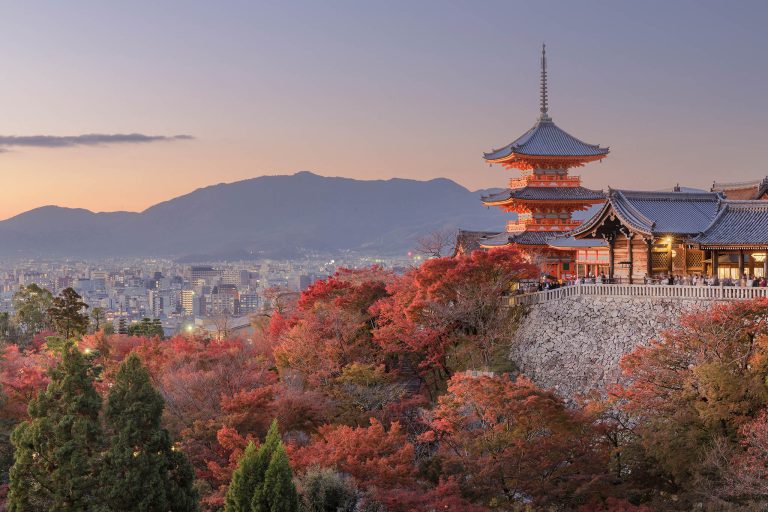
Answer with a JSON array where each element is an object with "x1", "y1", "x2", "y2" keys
[{"x1": 539, "y1": 43, "x2": 550, "y2": 122}]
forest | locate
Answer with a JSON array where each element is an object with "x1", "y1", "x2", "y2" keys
[{"x1": 1, "y1": 247, "x2": 767, "y2": 511}]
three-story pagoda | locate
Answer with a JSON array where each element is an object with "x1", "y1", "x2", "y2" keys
[{"x1": 479, "y1": 45, "x2": 609, "y2": 278}]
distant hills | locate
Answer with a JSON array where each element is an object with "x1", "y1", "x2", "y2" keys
[{"x1": 0, "y1": 171, "x2": 513, "y2": 260}]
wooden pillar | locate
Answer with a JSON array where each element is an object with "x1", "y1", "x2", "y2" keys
[
  {"x1": 667, "y1": 239, "x2": 674, "y2": 274},
  {"x1": 749, "y1": 252, "x2": 755, "y2": 278},
  {"x1": 608, "y1": 236, "x2": 615, "y2": 281},
  {"x1": 712, "y1": 249, "x2": 719, "y2": 278},
  {"x1": 646, "y1": 238, "x2": 653, "y2": 278},
  {"x1": 626, "y1": 233, "x2": 634, "y2": 284},
  {"x1": 738, "y1": 250, "x2": 745, "y2": 279},
  {"x1": 764, "y1": 253, "x2": 768, "y2": 278}
]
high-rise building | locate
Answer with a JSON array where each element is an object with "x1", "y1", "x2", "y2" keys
[
  {"x1": 190, "y1": 265, "x2": 221, "y2": 285},
  {"x1": 181, "y1": 290, "x2": 196, "y2": 316}
]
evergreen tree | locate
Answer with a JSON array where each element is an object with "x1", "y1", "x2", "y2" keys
[
  {"x1": 100, "y1": 353, "x2": 198, "y2": 512},
  {"x1": 298, "y1": 467, "x2": 358, "y2": 512},
  {"x1": 12, "y1": 283, "x2": 53, "y2": 345},
  {"x1": 253, "y1": 444, "x2": 299, "y2": 512},
  {"x1": 225, "y1": 442, "x2": 261, "y2": 512},
  {"x1": 224, "y1": 419, "x2": 283, "y2": 512},
  {"x1": 47, "y1": 287, "x2": 89, "y2": 339},
  {"x1": 7, "y1": 344, "x2": 103, "y2": 511}
]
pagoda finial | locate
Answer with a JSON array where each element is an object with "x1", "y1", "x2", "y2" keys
[{"x1": 539, "y1": 43, "x2": 551, "y2": 122}]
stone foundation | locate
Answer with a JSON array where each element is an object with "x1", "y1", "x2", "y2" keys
[{"x1": 511, "y1": 296, "x2": 716, "y2": 396}]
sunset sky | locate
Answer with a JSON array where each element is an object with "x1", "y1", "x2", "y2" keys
[{"x1": 1, "y1": 1, "x2": 768, "y2": 219}]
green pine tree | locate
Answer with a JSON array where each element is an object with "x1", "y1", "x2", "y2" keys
[
  {"x1": 47, "y1": 287, "x2": 89, "y2": 339},
  {"x1": 100, "y1": 352, "x2": 198, "y2": 512},
  {"x1": 225, "y1": 442, "x2": 260, "y2": 512},
  {"x1": 7, "y1": 344, "x2": 103, "y2": 511},
  {"x1": 253, "y1": 443, "x2": 299, "y2": 512},
  {"x1": 224, "y1": 419, "x2": 283, "y2": 512}
]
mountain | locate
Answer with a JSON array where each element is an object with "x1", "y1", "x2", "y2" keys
[{"x1": 0, "y1": 172, "x2": 511, "y2": 259}]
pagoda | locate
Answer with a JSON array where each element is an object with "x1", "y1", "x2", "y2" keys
[{"x1": 479, "y1": 45, "x2": 609, "y2": 278}]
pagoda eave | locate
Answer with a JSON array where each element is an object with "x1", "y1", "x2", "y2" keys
[
  {"x1": 482, "y1": 197, "x2": 605, "y2": 208},
  {"x1": 484, "y1": 153, "x2": 607, "y2": 171}
]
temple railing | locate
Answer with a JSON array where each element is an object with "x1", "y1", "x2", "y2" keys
[{"x1": 510, "y1": 284, "x2": 768, "y2": 306}]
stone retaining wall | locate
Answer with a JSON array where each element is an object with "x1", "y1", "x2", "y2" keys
[{"x1": 511, "y1": 296, "x2": 716, "y2": 396}]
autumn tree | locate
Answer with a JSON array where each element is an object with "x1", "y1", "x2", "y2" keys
[
  {"x1": 615, "y1": 299, "x2": 768, "y2": 491},
  {"x1": 47, "y1": 287, "x2": 89, "y2": 339},
  {"x1": 273, "y1": 267, "x2": 393, "y2": 388},
  {"x1": 614, "y1": 298, "x2": 768, "y2": 508},
  {"x1": 100, "y1": 353, "x2": 198, "y2": 511},
  {"x1": 422, "y1": 373, "x2": 605, "y2": 509},
  {"x1": 373, "y1": 246, "x2": 537, "y2": 396},
  {"x1": 8, "y1": 344, "x2": 102, "y2": 511}
]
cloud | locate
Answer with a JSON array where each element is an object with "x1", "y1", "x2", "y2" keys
[{"x1": 0, "y1": 133, "x2": 193, "y2": 152}]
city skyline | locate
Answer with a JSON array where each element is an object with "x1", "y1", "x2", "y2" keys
[{"x1": 1, "y1": 1, "x2": 768, "y2": 219}]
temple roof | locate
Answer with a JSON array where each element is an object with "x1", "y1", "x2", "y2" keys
[
  {"x1": 481, "y1": 185, "x2": 604, "y2": 204},
  {"x1": 571, "y1": 189, "x2": 723, "y2": 238},
  {"x1": 711, "y1": 176, "x2": 768, "y2": 200},
  {"x1": 484, "y1": 119, "x2": 609, "y2": 161},
  {"x1": 453, "y1": 229, "x2": 500, "y2": 256},
  {"x1": 479, "y1": 230, "x2": 555, "y2": 248},
  {"x1": 693, "y1": 201, "x2": 768, "y2": 247}
]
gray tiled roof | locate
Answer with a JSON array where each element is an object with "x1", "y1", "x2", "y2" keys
[
  {"x1": 453, "y1": 229, "x2": 500, "y2": 255},
  {"x1": 479, "y1": 230, "x2": 556, "y2": 247},
  {"x1": 484, "y1": 119, "x2": 609, "y2": 160},
  {"x1": 547, "y1": 236, "x2": 608, "y2": 249},
  {"x1": 694, "y1": 201, "x2": 768, "y2": 246},
  {"x1": 482, "y1": 186, "x2": 604, "y2": 203},
  {"x1": 572, "y1": 189, "x2": 723, "y2": 237}
]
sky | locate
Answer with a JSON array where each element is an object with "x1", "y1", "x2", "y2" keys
[{"x1": 1, "y1": 0, "x2": 768, "y2": 219}]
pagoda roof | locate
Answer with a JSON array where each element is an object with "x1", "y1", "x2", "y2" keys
[
  {"x1": 479, "y1": 230, "x2": 555, "y2": 248},
  {"x1": 693, "y1": 201, "x2": 768, "y2": 247},
  {"x1": 571, "y1": 189, "x2": 723, "y2": 238},
  {"x1": 484, "y1": 118, "x2": 609, "y2": 161},
  {"x1": 481, "y1": 185, "x2": 604, "y2": 204}
]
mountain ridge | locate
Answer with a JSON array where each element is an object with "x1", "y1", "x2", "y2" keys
[{"x1": 0, "y1": 171, "x2": 510, "y2": 259}]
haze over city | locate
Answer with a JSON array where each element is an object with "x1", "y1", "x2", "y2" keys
[{"x1": 1, "y1": 0, "x2": 767, "y2": 219}]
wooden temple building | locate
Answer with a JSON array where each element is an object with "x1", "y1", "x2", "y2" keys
[
  {"x1": 458, "y1": 46, "x2": 768, "y2": 283},
  {"x1": 567, "y1": 189, "x2": 768, "y2": 282},
  {"x1": 468, "y1": 45, "x2": 608, "y2": 278}
]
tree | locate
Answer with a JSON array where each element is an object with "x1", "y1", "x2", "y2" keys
[
  {"x1": 413, "y1": 228, "x2": 456, "y2": 258},
  {"x1": 225, "y1": 419, "x2": 281, "y2": 512},
  {"x1": 373, "y1": 246, "x2": 536, "y2": 397},
  {"x1": 273, "y1": 267, "x2": 393, "y2": 387},
  {"x1": 12, "y1": 284, "x2": 53, "y2": 344},
  {"x1": 225, "y1": 442, "x2": 262, "y2": 512},
  {"x1": 422, "y1": 374, "x2": 605, "y2": 509},
  {"x1": 254, "y1": 443, "x2": 298, "y2": 512},
  {"x1": 47, "y1": 287, "x2": 89, "y2": 339},
  {"x1": 615, "y1": 299, "x2": 768, "y2": 497},
  {"x1": 0, "y1": 312, "x2": 19, "y2": 344},
  {"x1": 298, "y1": 467, "x2": 358, "y2": 512},
  {"x1": 127, "y1": 317, "x2": 164, "y2": 338},
  {"x1": 90, "y1": 307, "x2": 106, "y2": 333},
  {"x1": 7, "y1": 344, "x2": 102, "y2": 511},
  {"x1": 100, "y1": 353, "x2": 198, "y2": 511}
]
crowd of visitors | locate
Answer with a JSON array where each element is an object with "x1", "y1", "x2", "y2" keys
[{"x1": 527, "y1": 273, "x2": 768, "y2": 293}]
